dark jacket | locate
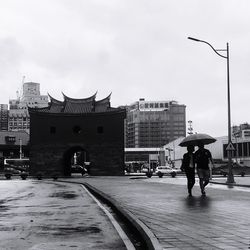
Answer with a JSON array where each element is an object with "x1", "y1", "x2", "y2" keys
[
  {"x1": 181, "y1": 152, "x2": 195, "y2": 172},
  {"x1": 194, "y1": 148, "x2": 212, "y2": 169}
]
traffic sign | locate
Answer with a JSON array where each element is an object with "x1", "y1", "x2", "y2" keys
[{"x1": 226, "y1": 142, "x2": 235, "y2": 151}]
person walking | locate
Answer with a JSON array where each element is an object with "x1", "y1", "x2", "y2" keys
[
  {"x1": 194, "y1": 142, "x2": 214, "y2": 195},
  {"x1": 181, "y1": 145, "x2": 196, "y2": 196}
]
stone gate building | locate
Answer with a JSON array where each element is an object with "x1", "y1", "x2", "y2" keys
[{"x1": 29, "y1": 92, "x2": 126, "y2": 176}]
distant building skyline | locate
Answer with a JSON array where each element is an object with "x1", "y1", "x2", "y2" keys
[
  {"x1": 125, "y1": 98, "x2": 186, "y2": 148},
  {"x1": 8, "y1": 82, "x2": 48, "y2": 133}
]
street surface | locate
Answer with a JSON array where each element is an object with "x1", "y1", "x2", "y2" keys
[
  {"x1": 78, "y1": 176, "x2": 250, "y2": 250},
  {"x1": 0, "y1": 180, "x2": 127, "y2": 250}
]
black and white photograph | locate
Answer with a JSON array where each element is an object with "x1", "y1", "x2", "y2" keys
[{"x1": 0, "y1": 1, "x2": 250, "y2": 249}]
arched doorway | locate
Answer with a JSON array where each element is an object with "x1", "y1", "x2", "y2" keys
[{"x1": 63, "y1": 146, "x2": 89, "y2": 176}]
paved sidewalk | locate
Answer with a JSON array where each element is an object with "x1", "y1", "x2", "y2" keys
[{"x1": 70, "y1": 176, "x2": 250, "y2": 250}]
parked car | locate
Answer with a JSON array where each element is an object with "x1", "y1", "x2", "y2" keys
[
  {"x1": 155, "y1": 166, "x2": 181, "y2": 178},
  {"x1": 4, "y1": 164, "x2": 22, "y2": 174},
  {"x1": 71, "y1": 164, "x2": 87, "y2": 176},
  {"x1": 213, "y1": 163, "x2": 250, "y2": 177}
]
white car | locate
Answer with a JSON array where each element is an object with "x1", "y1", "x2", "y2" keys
[{"x1": 155, "y1": 166, "x2": 180, "y2": 178}]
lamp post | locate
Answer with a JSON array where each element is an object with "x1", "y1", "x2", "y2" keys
[{"x1": 188, "y1": 37, "x2": 235, "y2": 184}]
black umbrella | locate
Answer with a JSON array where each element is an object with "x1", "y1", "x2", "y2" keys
[{"x1": 179, "y1": 133, "x2": 216, "y2": 147}]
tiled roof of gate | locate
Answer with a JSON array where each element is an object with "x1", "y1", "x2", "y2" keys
[{"x1": 29, "y1": 92, "x2": 120, "y2": 114}]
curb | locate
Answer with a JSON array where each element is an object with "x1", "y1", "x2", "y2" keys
[
  {"x1": 210, "y1": 181, "x2": 250, "y2": 188},
  {"x1": 83, "y1": 182, "x2": 163, "y2": 250}
]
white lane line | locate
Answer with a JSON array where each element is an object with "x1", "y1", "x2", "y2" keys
[{"x1": 81, "y1": 185, "x2": 136, "y2": 250}]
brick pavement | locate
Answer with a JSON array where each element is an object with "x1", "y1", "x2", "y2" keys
[{"x1": 76, "y1": 176, "x2": 250, "y2": 250}]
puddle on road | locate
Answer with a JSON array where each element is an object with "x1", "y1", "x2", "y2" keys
[
  {"x1": 0, "y1": 200, "x2": 9, "y2": 212},
  {"x1": 34, "y1": 225, "x2": 101, "y2": 236},
  {"x1": 49, "y1": 191, "x2": 78, "y2": 199}
]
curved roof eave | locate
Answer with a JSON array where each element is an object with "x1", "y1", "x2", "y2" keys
[
  {"x1": 96, "y1": 92, "x2": 112, "y2": 103},
  {"x1": 62, "y1": 91, "x2": 97, "y2": 102},
  {"x1": 48, "y1": 93, "x2": 64, "y2": 105}
]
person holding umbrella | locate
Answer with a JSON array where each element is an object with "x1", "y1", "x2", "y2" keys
[
  {"x1": 179, "y1": 133, "x2": 216, "y2": 196},
  {"x1": 180, "y1": 145, "x2": 196, "y2": 196},
  {"x1": 194, "y1": 142, "x2": 214, "y2": 195}
]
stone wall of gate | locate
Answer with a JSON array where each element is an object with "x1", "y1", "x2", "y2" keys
[{"x1": 29, "y1": 111, "x2": 126, "y2": 176}]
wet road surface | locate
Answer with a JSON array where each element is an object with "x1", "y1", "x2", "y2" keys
[{"x1": 0, "y1": 180, "x2": 127, "y2": 250}]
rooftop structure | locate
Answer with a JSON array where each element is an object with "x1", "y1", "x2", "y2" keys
[{"x1": 36, "y1": 92, "x2": 113, "y2": 114}]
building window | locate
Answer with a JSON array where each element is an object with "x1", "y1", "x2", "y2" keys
[
  {"x1": 97, "y1": 126, "x2": 104, "y2": 134},
  {"x1": 50, "y1": 126, "x2": 56, "y2": 134},
  {"x1": 5, "y1": 136, "x2": 16, "y2": 143}
]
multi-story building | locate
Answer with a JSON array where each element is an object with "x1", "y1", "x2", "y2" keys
[
  {"x1": 165, "y1": 122, "x2": 250, "y2": 169},
  {"x1": 232, "y1": 123, "x2": 250, "y2": 139},
  {"x1": 8, "y1": 82, "x2": 48, "y2": 133},
  {"x1": 0, "y1": 104, "x2": 8, "y2": 131},
  {"x1": 125, "y1": 98, "x2": 186, "y2": 148}
]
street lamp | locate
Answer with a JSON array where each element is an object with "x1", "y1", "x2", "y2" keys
[{"x1": 188, "y1": 36, "x2": 235, "y2": 184}]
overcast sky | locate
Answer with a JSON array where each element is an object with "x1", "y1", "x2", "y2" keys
[{"x1": 1, "y1": 0, "x2": 250, "y2": 137}]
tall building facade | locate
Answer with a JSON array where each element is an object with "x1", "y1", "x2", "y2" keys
[
  {"x1": 0, "y1": 104, "x2": 8, "y2": 131},
  {"x1": 125, "y1": 99, "x2": 186, "y2": 148},
  {"x1": 8, "y1": 82, "x2": 48, "y2": 133}
]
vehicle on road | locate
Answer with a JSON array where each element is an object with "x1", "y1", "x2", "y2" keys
[
  {"x1": 3, "y1": 158, "x2": 29, "y2": 172},
  {"x1": 4, "y1": 166, "x2": 22, "y2": 175},
  {"x1": 212, "y1": 162, "x2": 250, "y2": 177},
  {"x1": 71, "y1": 164, "x2": 87, "y2": 176},
  {"x1": 155, "y1": 166, "x2": 181, "y2": 178}
]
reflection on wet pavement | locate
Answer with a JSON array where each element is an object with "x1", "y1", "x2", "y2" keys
[
  {"x1": 185, "y1": 195, "x2": 211, "y2": 209},
  {"x1": 0, "y1": 180, "x2": 127, "y2": 250}
]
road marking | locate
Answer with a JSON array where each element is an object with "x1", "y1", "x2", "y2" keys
[{"x1": 81, "y1": 185, "x2": 136, "y2": 250}]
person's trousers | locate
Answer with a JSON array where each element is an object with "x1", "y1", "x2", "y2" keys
[{"x1": 185, "y1": 169, "x2": 195, "y2": 191}]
